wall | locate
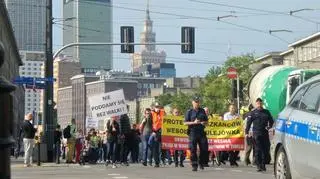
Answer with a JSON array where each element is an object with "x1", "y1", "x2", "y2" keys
[{"x1": 0, "y1": 1, "x2": 25, "y2": 138}]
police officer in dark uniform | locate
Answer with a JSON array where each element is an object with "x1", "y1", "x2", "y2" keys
[
  {"x1": 245, "y1": 98, "x2": 274, "y2": 172},
  {"x1": 184, "y1": 96, "x2": 209, "y2": 172}
]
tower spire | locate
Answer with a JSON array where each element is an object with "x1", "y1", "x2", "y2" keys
[{"x1": 146, "y1": 0, "x2": 150, "y2": 20}]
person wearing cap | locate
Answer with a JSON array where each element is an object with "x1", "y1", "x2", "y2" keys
[
  {"x1": 184, "y1": 96, "x2": 208, "y2": 172},
  {"x1": 150, "y1": 102, "x2": 165, "y2": 168},
  {"x1": 245, "y1": 98, "x2": 274, "y2": 172}
]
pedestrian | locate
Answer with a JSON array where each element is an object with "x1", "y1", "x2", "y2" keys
[
  {"x1": 223, "y1": 104, "x2": 240, "y2": 167},
  {"x1": 184, "y1": 96, "x2": 209, "y2": 172},
  {"x1": 245, "y1": 98, "x2": 274, "y2": 172},
  {"x1": 119, "y1": 105, "x2": 132, "y2": 166},
  {"x1": 244, "y1": 104, "x2": 255, "y2": 166},
  {"x1": 127, "y1": 124, "x2": 140, "y2": 163},
  {"x1": 106, "y1": 116, "x2": 120, "y2": 169},
  {"x1": 89, "y1": 131, "x2": 100, "y2": 164},
  {"x1": 22, "y1": 113, "x2": 37, "y2": 167},
  {"x1": 172, "y1": 108, "x2": 185, "y2": 168},
  {"x1": 140, "y1": 108, "x2": 153, "y2": 166},
  {"x1": 64, "y1": 118, "x2": 77, "y2": 163},
  {"x1": 150, "y1": 102, "x2": 165, "y2": 168},
  {"x1": 54, "y1": 124, "x2": 62, "y2": 164},
  {"x1": 102, "y1": 131, "x2": 108, "y2": 163},
  {"x1": 75, "y1": 129, "x2": 84, "y2": 164}
]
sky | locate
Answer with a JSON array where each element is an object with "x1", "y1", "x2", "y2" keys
[{"x1": 53, "y1": 0, "x2": 320, "y2": 77}]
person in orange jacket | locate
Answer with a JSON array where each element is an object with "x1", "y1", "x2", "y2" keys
[{"x1": 150, "y1": 102, "x2": 165, "y2": 168}]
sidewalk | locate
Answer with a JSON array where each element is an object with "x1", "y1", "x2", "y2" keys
[{"x1": 11, "y1": 157, "x2": 79, "y2": 168}]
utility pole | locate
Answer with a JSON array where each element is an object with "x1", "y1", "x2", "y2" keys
[{"x1": 43, "y1": 0, "x2": 54, "y2": 162}]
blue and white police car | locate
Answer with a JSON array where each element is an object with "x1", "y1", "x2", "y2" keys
[{"x1": 274, "y1": 75, "x2": 320, "y2": 179}]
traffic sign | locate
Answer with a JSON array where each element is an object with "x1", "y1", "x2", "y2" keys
[
  {"x1": 13, "y1": 77, "x2": 55, "y2": 84},
  {"x1": 227, "y1": 67, "x2": 238, "y2": 79}
]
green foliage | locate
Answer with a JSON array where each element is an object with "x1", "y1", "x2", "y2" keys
[
  {"x1": 156, "y1": 54, "x2": 254, "y2": 116},
  {"x1": 200, "y1": 54, "x2": 254, "y2": 115},
  {"x1": 157, "y1": 92, "x2": 192, "y2": 114}
]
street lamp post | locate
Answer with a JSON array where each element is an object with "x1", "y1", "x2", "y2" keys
[{"x1": 0, "y1": 42, "x2": 16, "y2": 179}]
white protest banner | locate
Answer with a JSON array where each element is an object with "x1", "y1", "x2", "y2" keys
[
  {"x1": 88, "y1": 89, "x2": 128, "y2": 121},
  {"x1": 86, "y1": 117, "x2": 98, "y2": 130}
]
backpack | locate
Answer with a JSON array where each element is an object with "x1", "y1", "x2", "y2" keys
[{"x1": 63, "y1": 126, "x2": 71, "y2": 139}]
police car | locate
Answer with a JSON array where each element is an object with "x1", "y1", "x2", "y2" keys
[{"x1": 274, "y1": 75, "x2": 320, "y2": 179}]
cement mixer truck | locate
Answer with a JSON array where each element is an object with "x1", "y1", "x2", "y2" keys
[{"x1": 247, "y1": 65, "x2": 320, "y2": 118}]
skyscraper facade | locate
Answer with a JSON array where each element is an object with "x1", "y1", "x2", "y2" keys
[
  {"x1": 5, "y1": 0, "x2": 46, "y2": 51},
  {"x1": 19, "y1": 51, "x2": 45, "y2": 114},
  {"x1": 131, "y1": 0, "x2": 166, "y2": 72},
  {"x1": 63, "y1": 0, "x2": 113, "y2": 73}
]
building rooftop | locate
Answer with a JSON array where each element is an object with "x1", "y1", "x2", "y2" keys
[
  {"x1": 280, "y1": 49, "x2": 294, "y2": 56},
  {"x1": 289, "y1": 32, "x2": 320, "y2": 47},
  {"x1": 255, "y1": 52, "x2": 281, "y2": 62}
]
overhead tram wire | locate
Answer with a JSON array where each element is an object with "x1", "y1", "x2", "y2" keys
[
  {"x1": 189, "y1": 0, "x2": 320, "y2": 24},
  {"x1": 75, "y1": 0, "x2": 290, "y2": 44}
]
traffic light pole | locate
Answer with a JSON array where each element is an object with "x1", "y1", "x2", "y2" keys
[
  {"x1": 237, "y1": 74, "x2": 240, "y2": 114},
  {"x1": 43, "y1": 0, "x2": 54, "y2": 162},
  {"x1": 53, "y1": 42, "x2": 189, "y2": 59}
]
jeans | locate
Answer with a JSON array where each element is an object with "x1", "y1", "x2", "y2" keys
[
  {"x1": 108, "y1": 141, "x2": 118, "y2": 164},
  {"x1": 142, "y1": 134, "x2": 151, "y2": 163},
  {"x1": 102, "y1": 144, "x2": 108, "y2": 162},
  {"x1": 54, "y1": 142, "x2": 61, "y2": 164},
  {"x1": 150, "y1": 132, "x2": 161, "y2": 165},
  {"x1": 23, "y1": 138, "x2": 34, "y2": 165}
]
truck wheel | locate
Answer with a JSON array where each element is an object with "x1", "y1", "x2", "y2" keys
[{"x1": 275, "y1": 146, "x2": 292, "y2": 179}]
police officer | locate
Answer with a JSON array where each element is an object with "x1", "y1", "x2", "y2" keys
[
  {"x1": 184, "y1": 96, "x2": 208, "y2": 172},
  {"x1": 245, "y1": 98, "x2": 274, "y2": 172}
]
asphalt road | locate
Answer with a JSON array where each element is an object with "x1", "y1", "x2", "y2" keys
[{"x1": 12, "y1": 162, "x2": 274, "y2": 179}]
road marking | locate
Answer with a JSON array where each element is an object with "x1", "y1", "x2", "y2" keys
[
  {"x1": 83, "y1": 165, "x2": 91, "y2": 168},
  {"x1": 112, "y1": 177, "x2": 128, "y2": 179},
  {"x1": 231, "y1": 169, "x2": 243, "y2": 172},
  {"x1": 213, "y1": 168, "x2": 225, "y2": 171},
  {"x1": 108, "y1": 174, "x2": 121, "y2": 176}
]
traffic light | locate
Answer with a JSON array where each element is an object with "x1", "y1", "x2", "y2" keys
[
  {"x1": 181, "y1": 27, "x2": 195, "y2": 54},
  {"x1": 120, "y1": 26, "x2": 134, "y2": 53},
  {"x1": 232, "y1": 80, "x2": 244, "y2": 99}
]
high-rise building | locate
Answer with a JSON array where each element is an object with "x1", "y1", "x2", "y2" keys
[
  {"x1": 19, "y1": 51, "x2": 45, "y2": 113},
  {"x1": 5, "y1": 0, "x2": 46, "y2": 51},
  {"x1": 63, "y1": 0, "x2": 113, "y2": 73},
  {"x1": 53, "y1": 56, "x2": 81, "y2": 103},
  {"x1": 131, "y1": 0, "x2": 166, "y2": 72}
]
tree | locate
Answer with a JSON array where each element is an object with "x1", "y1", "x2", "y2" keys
[
  {"x1": 156, "y1": 92, "x2": 192, "y2": 114},
  {"x1": 198, "y1": 54, "x2": 254, "y2": 115}
]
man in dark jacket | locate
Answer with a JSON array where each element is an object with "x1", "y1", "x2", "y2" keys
[
  {"x1": 119, "y1": 105, "x2": 132, "y2": 166},
  {"x1": 22, "y1": 113, "x2": 37, "y2": 167},
  {"x1": 246, "y1": 98, "x2": 274, "y2": 172}
]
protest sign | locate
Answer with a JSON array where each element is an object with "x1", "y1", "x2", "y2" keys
[
  {"x1": 85, "y1": 117, "x2": 98, "y2": 130},
  {"x1": 88, "y1": 89, "x2": 128, "y2": 121},
  {"x1": 161, "y1": 115, "x2": 244, "y2": 151}
]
